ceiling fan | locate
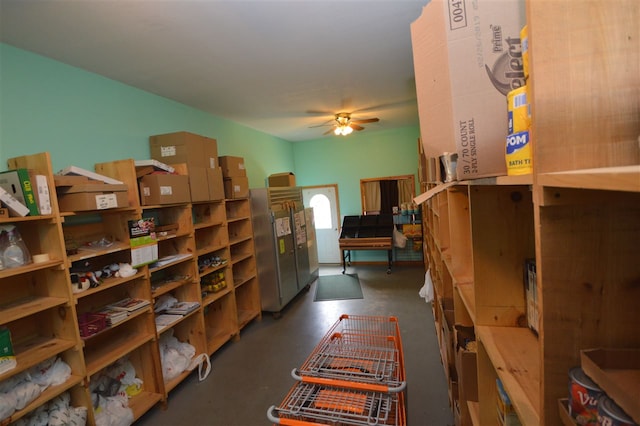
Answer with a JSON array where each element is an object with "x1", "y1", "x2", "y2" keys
[{"x1": 311, "y1": 112, "x2": 380, "y2": 136}]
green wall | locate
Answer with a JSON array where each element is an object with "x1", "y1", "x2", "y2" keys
[
  {"x1": 293, "y1": 126, "x2": 420, "y2": 217},
  {"x1": 0, "y1": 43, "x2": 294, "y2": 187},
  {"x1": 1, "y1": 43, "x2": 421, "y2": 263}
]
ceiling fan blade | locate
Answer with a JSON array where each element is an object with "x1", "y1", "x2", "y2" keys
[
  {"x1": 309, "y1": 120, "x2": 336, "y2": 128},
  {"x1": 351, "y1": 118, "x2": 379, "y2": 124},
  {"x1": 323, "y1": 128, "x2": 336, "y2": 136},
  {"x1": 351, "y1": 124, "x2": 364, "y2": 131}
]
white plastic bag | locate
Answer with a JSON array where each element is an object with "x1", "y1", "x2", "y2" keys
[
  {"x1": 393, "y1": 227, "x2": 407, "y2": 248},
  {"x1": 419, "y1": 269, "x2": 434, "y2": 303},
  {"x1": 188, "y1": 353, "x2": 211, "y2": 381},
  {"x1": 159, "y1": 330, "x2": 196, "y2": 381}
]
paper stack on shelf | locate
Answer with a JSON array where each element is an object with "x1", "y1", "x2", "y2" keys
[
  {"x1": 108, "y1": 297, "x2": 151, "y2": 313},
  {"x1": 164, "y1": 301, "x2": 200, "y2": 315},
  {"x1": 155, "y1": 314, "x2": 184, "y2": 333},
  {"x1": 97, "y1": 307, "x2": 129, "y2": 326}
]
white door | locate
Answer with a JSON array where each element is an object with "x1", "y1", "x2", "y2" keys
[{"x1": 302, "y1": 185, "x2": 341, "y2": 264}]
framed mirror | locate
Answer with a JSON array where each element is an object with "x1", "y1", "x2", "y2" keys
[{"x1": 360, "y1": 174, "x2": 415, "y2": 215}]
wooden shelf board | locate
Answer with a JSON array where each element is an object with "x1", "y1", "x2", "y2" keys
[
  {"x1": 148, "y1": 253, "x2": 193, "y2": 273},
  {"x1": 226, "y1": 215, "x2": 250, "y2": 223},
  {"x1": 231, "y1": 252, "x2": 253, "y2": 264},
  {"x1": 4, "y1": 374, "x2": 85, "y2": 425},
  {"x1": 198, "y1": 262, "x2": 228, "y2": 277},
  {"x1": 156, "y1": 308, "x2": 201, "y2": 335},
  {"x1": 557, "y1": 398, "x2": 577, "y2": 426},
  {"x1": 0, "y1": 259, "x2": 64, "y2": 280},
  {"x1": 85, "y1": 331, "x2": 155, "y2": 377},
  {"x1": 151, "y1": 276, "x2": 193, "y2": 298},
  {"x1": 1, "y1": 337, "x2": 77, "y2": 382},
  {"x1": 202, "y1": 286, "x2": 232, "y2": 306},
  {"x1": 130, "y1": 390, "x2": 164, "y2": 422},
  {"x1": 206, "y1": 328, "x2": 236, "y2": 355},
  {"x1": 82, "y1": 307, "x2": 151, "y2": 342},
  {"x1": 468, "y1": 401, "x2": 480, "y2": 426},
  {"x1": 0, "y1": 214, "x2": 57, "y2": 224},
  {"x1": 193, "y1": 220, "x2": 225, "y2": 230},
  {"x1": 60, "y1": 206, "x2": 138, "y2": 217},
  {"x1": 476, "y1": 325, "x2": 540, "y2": 426},
  {"x1": 537, "y1": 165, "x2": 640, "y2": 193},
  {"x1": 234, "y1": 274, "x2": 256, "y2": 288},
  {"x1": 1, "y1": 296, "x2": 68, "y2": 325},
  {"x1": 229, "y1": 235, "x2": 252, "y2": 246},
  {"x1": 238, "y1": 309, "x2": 260, "y2": 330},
  {"x1": 455, "y1": 282, "x2": 476, "y2": 324},
  {"x1": 163, "y1": 369, "x2": 193, "y2": 395},
  {"x1": 464, "y1": 174, "x2": 533, "y2": 186},
  {"x1": 75, "y1": 271, "x2": 146, "y2": 300},
  {"x1": 67, "y1": 241, "x2": 131, "y2": 263},
  {"x1": 196, "y1": 243, "x2": 227, "y2": 256}
]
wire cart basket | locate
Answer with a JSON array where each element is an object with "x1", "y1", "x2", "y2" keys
[
  {"x1": 268, "y1": 382, "x2": 405, "y2": 426},
  {"x1": 269, "y1": 315, "x2": 407, "y2": 426}
]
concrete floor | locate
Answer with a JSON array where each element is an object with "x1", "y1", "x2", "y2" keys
[{"x1": 136, "y1": 265, "x2": 454, "y2": 426}]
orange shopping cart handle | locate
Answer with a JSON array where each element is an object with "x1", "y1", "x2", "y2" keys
[
  {"x1": 267, "y1": 405, "x2": 327, "y2": 426},
  {"x1": 290, "y1": 368, "x2": 407, "y2": 393}
]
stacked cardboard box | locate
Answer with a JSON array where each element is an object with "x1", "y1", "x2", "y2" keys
[
  {"x1": 411, "y1": 0, "x2": 526, "y2": 179},
  {"x1": 148, "y1": 131, "x2": 224, "y2": 202},
  {"x1": 219, "y1": 156, "x2": 248, "y2": 199}
]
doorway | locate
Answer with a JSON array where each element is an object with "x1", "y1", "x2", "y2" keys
[{"x1": 302, "y1": 185, "x2": 341, "y2": 264}]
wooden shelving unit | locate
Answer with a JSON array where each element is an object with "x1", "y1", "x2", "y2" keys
[
  {"x1": 192, "y1": 199, "x2": 239, "y2": 354},
  {"x1": 0, "y1": 153, "x2": 88, "y2": 425},
  {"x1": 225, "y1": 198, "x2": 261, "y2": 331},
  {"x1": 417, "y1": 1, "x2": 640, "y2": 425}
]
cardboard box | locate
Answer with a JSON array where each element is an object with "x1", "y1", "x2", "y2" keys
[
  {"x1": 455, "y1": 326, "x2": 478, "y2": 425},
  {"x1": 580, "y1": 348, "x2": 640, "y2": 423},
  {"x1": 219, "y1": 156, "x2": 246, "y2": 177},
  {"x1": 411, "y1": 0, "x2": 526, "y2": 179},
  {"x1": 268, "y1": 172, "x2": 296, "y2": 187},
  {"x1": 57, "y1": 184, "x2": 128, "y2": 212},
  {"x1": 149, "y1": 131, "x2": 218, "y2": 169},
  {"x1": 170, "y1": 163, "x2": 212, "y2": 203},
  {"x1": 207, "y1": 167, "x2": 225, "y2": 201},
  {"x1": 0, "y1": 186, "x2": 29, "y2": 216},
  {"x1": 223, "y1": 176, "x2": 249, "y2": 199},
  {"x1": 0, "y1": 169, "x2": 40, "y2": 215},
  {"x1": 187, "y1": 167, "x2": 210, "y2": 202},
  {"x1": 139, "y1": 174, "x2": 190, "y2": 205}
]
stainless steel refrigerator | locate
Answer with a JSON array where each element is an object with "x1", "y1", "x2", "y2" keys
[{"x1": 250, "y1": 187, "x2": 317, "y2": 315}]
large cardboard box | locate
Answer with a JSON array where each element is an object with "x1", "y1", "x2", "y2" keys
[
  {"x1": 223, "y1": 176, "x2": 249, "y2": 199},
  {"x1": 207, "y1": 167, "x2": 225, "y2": 201},
  {"x1": 268, "y1": 172, "x2": 296, "y2": 187},
  {"x1": 411, "y1": 0, "x2": 526, "y2": 179},
  {"x1": 219, "y1": 156, "x2": 246, "y2": 177},
  {"x1": 149, "y1": 132, "x2": 218, "y2": 169},
  {"x1": 57, "y1": 184, "x2": 128, "y2": 211},
  {"x1": 0, "y1": 169, "x2": 39, "y2": 215},
  {"x1": 139, "y1": 174, "x2": 190, "y2": 205}
]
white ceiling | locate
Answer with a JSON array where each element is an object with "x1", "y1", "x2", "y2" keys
[{"x1": 0, "y1": 0, "x2": 427, "y2": 142}]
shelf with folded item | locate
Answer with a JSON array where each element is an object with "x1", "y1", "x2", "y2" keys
[{"x1": 87, "y1": 342, "x2": 163, "y2": 425}]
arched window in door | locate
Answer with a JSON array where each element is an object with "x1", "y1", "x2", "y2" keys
[{"x1": 309, "y1": 194, "x2": 332, "y2": 229}]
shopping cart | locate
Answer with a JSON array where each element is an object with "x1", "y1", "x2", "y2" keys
[
  {"x1": 291, "y1": 332, "x2": 405, "y2": 393},
  {"x1": 267, "y1": 382, "x2": 406, "y2": 426},
  {"x1": 269, "y1": 315, "x2": 407, "y2": 426},
  {"x1": 294, "y1": 315, "x2": 405, "y2": 389}
]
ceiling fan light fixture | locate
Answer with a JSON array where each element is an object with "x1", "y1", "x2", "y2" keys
[{"x1": 334, "y1": 125, "x2": 353, "y2": 136}]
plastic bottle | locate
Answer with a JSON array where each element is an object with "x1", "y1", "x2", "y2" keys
[{"x1": 3, "y1": 229, "x2": 27, "y2": 268}]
